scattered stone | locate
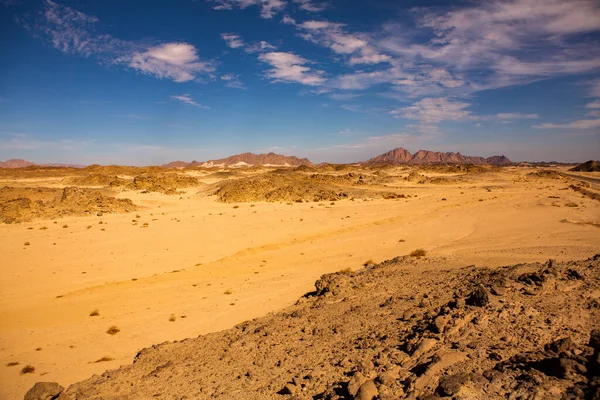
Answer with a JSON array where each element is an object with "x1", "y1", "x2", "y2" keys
[
  {"x1": 466, "y1": 285, "x2": 489, "y2": 307},
  {"x1": 437, "y1": 373, "x2": 469, "y2": 396},
  {"x1": 355, "y1": 380, "x2": 378, "y2": 400}
]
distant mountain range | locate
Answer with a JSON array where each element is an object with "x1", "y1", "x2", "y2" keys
[
  {"x1": 0, "y1": 150, "x2": 519, "y2": 169},
  {"x1": 162, "y1": 152, "x2": 313, "y2": 168},
  {"x1": 363, "y1": 148, "x2": 512, "y2": 166},
  {"x1": 0, "y1": 159, "x2": 86, "y2": 169}
]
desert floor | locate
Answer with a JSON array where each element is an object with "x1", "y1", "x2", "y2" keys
[{"x1": 0, "y1": 167, "x2": 598, "y2": 399}]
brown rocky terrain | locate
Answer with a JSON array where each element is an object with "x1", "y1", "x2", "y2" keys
[
  {"x1": 30, "y1": 254, "x2": 600, "y2": 400},
  {"x1": 0, "y1": 186, "x2": 136, "y2": 223},
  {"x1": 211, "y1": 170, "x2": 402, "y2": 203},
  {"x1": 3, "y1": 163, "x2": 599, "y2": 399},
  {"x1": 364, "y1": 148, "x2": 511, "y2": 166}
]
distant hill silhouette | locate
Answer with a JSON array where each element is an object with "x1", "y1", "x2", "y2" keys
[
  {"x1": 570, "y1": 160, "x2": 600, "y2": 172},
  {"x1": 163, "y1": 152, "x2": 313, "y2": 168},
  {"x1": 363, "y1": 148, "x2": 511, "y2": 166}
]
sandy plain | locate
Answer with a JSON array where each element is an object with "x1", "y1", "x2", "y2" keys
[{"x1": 0, "y1": 166, "x2": 598, "y2": 399}]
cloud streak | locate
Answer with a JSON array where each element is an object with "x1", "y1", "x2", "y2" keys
[
  {"x1": 210, "y1": 0, "x2": 286, "y2": 19},
  {"x1": 171, "y1": 94, "x2": 210, "y2": 108},
  {"x1": 258, "y1": 51, "x2": 326, "y2": 86}
]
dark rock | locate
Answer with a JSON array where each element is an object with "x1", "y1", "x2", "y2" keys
[
  {"x1": 590, "y1": 329, "x2": 600, "y2": 351},
  {"x1": 466, "y1": 285, "x2": 489, "y2": 307},
  {"x1": 436, "y1": 373, "x2": 469, "y2": 396},
  {"x1": 545, "y1": 337, "x2": 576, "y2": 355},
  {"x1": 24, "y1": 382, "x2": 64, "y2": 400},
  {"x1": 279, "y1": 383, "x2": 297, "y2": 395}
]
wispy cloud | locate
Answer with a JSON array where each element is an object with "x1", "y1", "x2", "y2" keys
[
  {"x1": 293, "y1": 0, "x2": 327, "y2": 12},
  {"x1": 496, "y1": 113, "x2": 539, "y2": 120},
  {"x1": 220, "y1": 32, "x2": 275, "y2": 53},
  {"x1": 19, "y1": 1, "x2": 215, "y2": 83},
  {"x1": 209, "y1": 0, "x2": 286, "y2": 19},
  {"x1": 258, "y1": 51, "x2": 325, "y2": 86},
  {"x1": 285, "y1": 17, "x2": 390, "y2": 66},
  {"x1": 129, "y1": 43, "x2": 215, "y2": 82},
  {"x1": 171, "y1": 94, "x2": 210, "y2": 108},
  {"x1": 392, "y1": 97, "x2": 472, "y2": 124},
  {"x1": 533, "y1": 119, "x2": 600, "y2": 130},
  {"x1": 220, "y1": 74, "x2": 245, "y2": 89},
  {"x1": 221, "y1": 33, "x2": 245, "y2": 49}
]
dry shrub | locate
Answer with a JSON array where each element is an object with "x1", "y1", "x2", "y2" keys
[{"x1": 410, "y1": 248, "x2": 427, "y2": 257}]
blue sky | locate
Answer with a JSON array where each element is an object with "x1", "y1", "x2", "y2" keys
[{"x1": 0, "y1": 0, "x2": 599, "y2": 165}]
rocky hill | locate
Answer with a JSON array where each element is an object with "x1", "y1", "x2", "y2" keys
[
  {"x1": 161, "y1": 153, "x2": 313, "y2": 168},
  {"x1": 0, "y1": 159, "x2": 85, "y2": 169},
  {"x1": 27, "y1": 254, "x2": 600, "y2": 399},
  {"x1": 570, "y1": 160, "x2": 600, "y2": 172},
  {"x1": 364, "y1": 148, "x2": 511, "y2": 166},
  {"x1": 0, "y1": 159, "x2": 36, "y2": 168},
  {"x1": 161, "y1": 161, "x2": 191, "y2": 169}
]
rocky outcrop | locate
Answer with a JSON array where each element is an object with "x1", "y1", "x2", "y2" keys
[
  {"x1": 164, "y1": 153, "x2": 314, "y2": 168},
  {"x1": 31, "y1": 255, "x2": 600, "y2": 399},
  {"x1": 161, "y1": 161, "x2": 190, "y2": 169},
  {"x1": 570, "y1": 160, "x2": 600, "y2": 172},
  {"x1": 485, "y1": 155, "x2": 512, "y2": 166},
  {"x1": 364, "y1": 148, "x2": 511, "y2": 166},
  {"x1": 203, "y1": 152, "x2": 312, "y2": 167},
  {"x1": 0, "y1": 159, "x2": 36, "y2": 168}
]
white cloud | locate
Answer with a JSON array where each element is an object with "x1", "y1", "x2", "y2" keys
[
  {"x1": 20, "y1": 1, "x2": 215, "y2": 83},
  {"x1": 258, "y1": 51, "x2": 326, "y2": 86},
  {"x1": 586, "y1": 100, "x2": 600, "y2": 109},
  {"x1": 220, "y1": 32, "x2": 275, "y2": 53},
  {"x1": 221, "y1": 33, "x2": 244, "y2": 49},
  {"x1": 291, "y1": 19, "x2": 391, "y2": 66},
  {"x1": 220, "y1": 74, "x2": 245, "y2": 89},
  {"x1": 293, "y1": 0, "x2": 327, "y2": 12},
  {"x1": 210, "y1": 0, "x2": 286, "y2": 19},
  {"x1": 245, "y1": 40, "x2": 276, "y2": 53},
  {"x1": 392, "y1": 97, "x2": 472, "y2": 124},
  {"x1": 129, "y1": 43, "x2": 215, "y2": 82},
  {"x1": 496, "y1": 113, "x2": 539, "y2": 120},
  {"x1": 589, "y1": 79, "x2": 600, "y2": 98},
  {"x1": 533, "y1": 119, "x2": 600, "y2": 130},
  {"x1": 171, "y1": 94, "x2": 210, "y2": 108},
  {"x1": 373, "y1": 0, "x2": 600, "y2": 98}
]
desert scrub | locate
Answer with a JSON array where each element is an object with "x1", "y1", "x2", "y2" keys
[
  {"x1": 410, "y1": 248, "x2": 427, "y2": 257},
  {"x1": 106, "y1": 326, "x2": 120, "y2": 335},
  {"x1": 337, "y1": 267, "x2": 353, "y2": 275},
  {"x1": 363, "y1": 259, "x2": 375, "y2": 266},
  {"x1": 20, "y1": 365, "x2": 35, "y2": 374},
  {"x1": 224, "y1": 289, "x2": 232, "y2": 295},
  {"x1": 89, "y1": 309, "x2": 99, "y2": 317},
  {"x1": 169, "y1": 314, "x2": 176, "y2": 322},
  {"x1": 6, "y1": 361, "x2": 19, "y2": 367}
]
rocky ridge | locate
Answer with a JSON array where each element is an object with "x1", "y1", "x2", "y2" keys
[
  {"x1": 570, "y1": 161, "x2": 600, "y2": 172},
  {"x1": 365, "y1": 148, "x2": 511, "y2": 166},
  {"x1": 27, "y1": 255, "x2": 600, "y2": 399}
]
